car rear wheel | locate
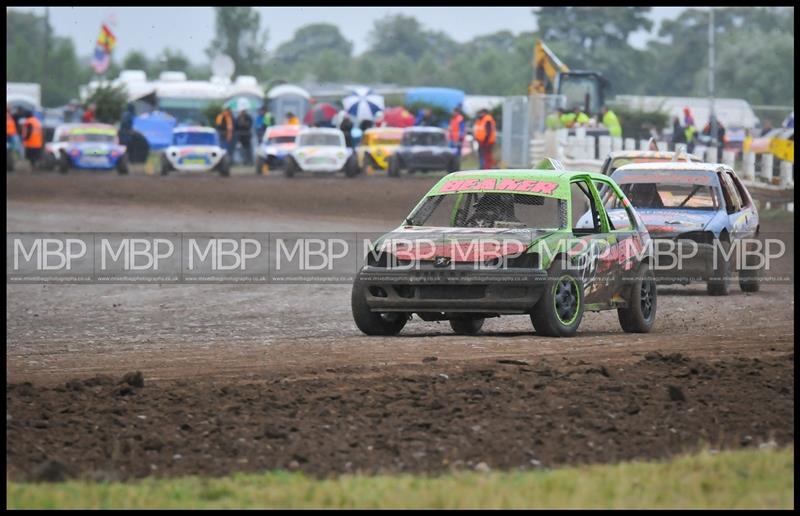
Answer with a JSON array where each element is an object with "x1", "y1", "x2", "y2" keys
[
  {"x1": 116, "y1": 155, "x2": 129, "y2": 175},
  {"x1": 618, "y1": 262, "x2": 657, "y2": 333},
  {"x1": 285, "y1": 156, "x2": 298, "y2": 178},
  {"x1": 217, "y1": 155, "x2": 231, "y2": 177},
  {"x1": 160, "y1": 155, "x2": 173, "y2": 176},
  {"x1": 255, "y1": 156, "x2": 266, "y2": 175},
  {"x1": 351, "y1": 278, "x2": 408, "y2": 336},
  {"x1": 387, "y1": 155, "x2": 401, "y2": 177},
  {"x1": 707, "y1": 240, "x2": 730, "y2": 296},
  {"x1": 344, "y1": 155, "x2": 361, "y2": 178},
  {"x1": 58, "y1": 153, "x2": 70, "y2": 174},
  {"x1": 738, "y1": 240, "x2": 760, "y2": 293},
  {"x1": 447, "y1": 156, "x2": 460, "y2": 173},
  {"x1": 530, "y1": 261, "x2": 584, "y2": 337},
  {"x1": 449, "y1": 317, "x2": 484, "y2": 335}
]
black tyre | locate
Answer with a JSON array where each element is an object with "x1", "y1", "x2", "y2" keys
[
  {"x1": 447, "y1": 155, "x2": 460, "y2": 173},
  {"x1": 351, "y1": 278, "x2": 408, "y2": 336},
  {"x1": 160, "y1": 155, "x2": 173, "y2": 176},
  {"x1": 387, "y1": 155, "x2": 401, "y2": 177},
  {"x1": 217, "y1": 155, "x2": 231, "y2": 177},
  {"x1": 449, "y1": 317, "x2": 484, "y2": 335},
  {"x1": 344, "y1": 155, "x2": 361, "y2": 178},
  {"x1": 530, "y1": 261, "x2": 584, "y2": 337},
  {"x1": 285, "y1": 156, "x2": 298, "y2": 178},
  {"x1": 58, "y1": 153, "x2": 70, "y2": 174},
  {"x1": 116, "y1": 155, "x2": 129, "y2": 175},
  {"x1": 738, "y1": 240, "x2": 760, "y2": 293},
  {"x1": 707, "y1": 240, "x2": 730, "y2": 296},
  {"x1": 618, "y1": 262, "x2": 657, "y2": 333},
  {"x1": 255, "y1": 156, "x2": 266, "y2": 175},
  {"x1": 7, "y1": 151, "x2": 14, "y2": 172},
  {"x1": 40, "y1": 152, "x2": 56, "y2": 171}
]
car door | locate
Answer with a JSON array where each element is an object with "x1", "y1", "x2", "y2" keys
[
  {"x1": 591, "y1": 178, "x2": 645, "y2": 303},
  {"x1": 569, "y1": 177, "x2": 616, "y2": 309},
  {"x1": 717, "y1": 170, "x2": 746, "y2": 239},
  {"x1": 726, "y1": 170, "x2": 759, "y2": 238}
]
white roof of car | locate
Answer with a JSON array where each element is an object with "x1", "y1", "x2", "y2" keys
[
  {"x1": 298, "y1": 128, "x2": 343, "y2": 136},
  {"x1": 174, "y1": 126, "x2": 217, "y2": 133},
  {"x1": 614, "y1": 162, "x2": 732, "y2": 173}
]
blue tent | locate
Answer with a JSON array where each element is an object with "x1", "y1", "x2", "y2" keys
[
  {"x1": 133, "y1": 111, "x2": 177, "y2": 151},
  {"x1": 404, "y1": 87, "x2": 465, "y2": 113}
]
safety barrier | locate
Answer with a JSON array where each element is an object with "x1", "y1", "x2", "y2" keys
[{"x1": 530, "y1": 130, "x2": 794, "y2": 210}]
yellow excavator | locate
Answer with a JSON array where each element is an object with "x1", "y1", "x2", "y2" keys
[{"x1": 529, "y1": 39, "x2": 609, "y2": 118}]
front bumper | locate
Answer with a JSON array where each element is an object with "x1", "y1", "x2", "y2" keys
[{"x1": 357, "y1": 266, "x2": 548, "y2": 313}]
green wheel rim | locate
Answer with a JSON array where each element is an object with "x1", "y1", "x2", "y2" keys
[{"x1": 553, "y1": 275, "x2": 580, "y2": 325}]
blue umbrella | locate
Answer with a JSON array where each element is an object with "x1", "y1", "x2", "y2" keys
[{"x1": 342, "y1": 87, "x2": 385, "y2": 121}]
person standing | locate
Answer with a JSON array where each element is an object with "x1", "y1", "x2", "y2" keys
[
  {"x1": 473, "y1": 108, "x2": 497, "y2": 169},
  {"x1": 285, "y1": 112, "x2": 300, "y2": 126},
  {"x1": 255, "y1": 106, "x2": 273, "y2": 142},
  {"x1": 119, "y1": 103, "x2": 135, "y2": 146},
  {"x1": 339, "y1": 115, "x2": 354, "y2": 148},
  {"x1": 449, "y1": 106, "x2": 465, "y2": 159},
  {"x1": 215, "y1": 106, "x2": 234, "y2": 155},
  {"x1": 235, "y1": 109, "x2": 254, "y2": 165},
  {"x1": 22, "y1": 110, "x2": 43, "y2": 168},
  {"x1": 82, "y1": 103, "x2": 97, "y2": 123},
  {"x1": 600, "y1": 105, "x2": 622, "y2": 138},
  {"x1": 671, "y1": 116, "x2": 686, "y2": 151}
]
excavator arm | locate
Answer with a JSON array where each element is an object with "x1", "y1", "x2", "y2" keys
[{"x1": 529, "y1": 40, "x2": 569, "y2": 95}]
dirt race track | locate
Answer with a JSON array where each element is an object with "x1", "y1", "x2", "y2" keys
[{"x1": 6, "y1": 168, "x2": 795, "y2": 482}]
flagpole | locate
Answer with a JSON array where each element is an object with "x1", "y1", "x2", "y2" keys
[{"x1": 42, "y1": 7, "x2": 49, "y2": 107}]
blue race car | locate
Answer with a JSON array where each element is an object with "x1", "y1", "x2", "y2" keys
[
  {"x1": 161, "y1": 126, "x2": 231, "y2": 176},
  {"x1": 254, "y1": 124, "x2": 301, "y2": 174},
  {"x1": 606, "y1": 162, "x2": 760, "y2": 295},
  {"x1": 44, "y1": 123, "x2": 129, "y2": 174}
]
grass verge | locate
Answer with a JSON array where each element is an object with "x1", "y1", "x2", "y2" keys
[{"x1": 6, "y1": 447, "x2": 793, "y2": 509}]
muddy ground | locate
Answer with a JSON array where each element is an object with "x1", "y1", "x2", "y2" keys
[{"x1": 6, "y1": 169, "x2": 795, "y2": 482}]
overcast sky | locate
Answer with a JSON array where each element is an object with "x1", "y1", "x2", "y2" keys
[{"x1": 13, "y1": 6, "x2": 687, "y2": 64}]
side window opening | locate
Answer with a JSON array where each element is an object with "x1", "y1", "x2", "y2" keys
[
  {"x1": 718, "y1": 172, "x2": 740, "y2": 214},
  {"x1": 594, "y1": 180, "x2": 635, "y2": 231},
  {"x1": 727, "y1": 171, "x2": 751, "y2": 209},
  {"x1": 571, "y1": 180, "x2": 601, "y2": 234}
]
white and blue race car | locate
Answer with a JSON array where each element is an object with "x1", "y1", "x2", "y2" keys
[
  {"x1": 284, "y1": 128, "x2": 360, "y2": 178},
  {"x1": 161, "y1": 126, "x2": 231, "y2": 176}
]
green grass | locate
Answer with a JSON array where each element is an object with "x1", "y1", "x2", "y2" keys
[{"x1": 6, "y1": 447, "x2": 793, "y2": 509}]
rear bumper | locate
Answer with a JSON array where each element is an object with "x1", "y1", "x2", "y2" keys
[
  {"x1": 357, "y1": 266, "x2": 548, "y2": 313},
  {"x1": 652, "y1": 240, "x2": 715, "y2": 284}
]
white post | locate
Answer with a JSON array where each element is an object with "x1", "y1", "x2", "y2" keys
[
  {"x1": 598, "y1": 135, "x2": 612, "y2": 160},
  {"x1": 567, "y1": 135, "x2": 579, "y2": 158},
  {"x1": 760, "y1": 154, "x2": 774, "y2": 182},
  {"x1": 624, "y1": 138, "x2": 636, "y2": 151},
  {"x1": 611, "y1": 137, "x2": 623, "y2": 152},
  {"x1": 585, "y1": 136, "x2": 597, "y2": 159},
  {"x1": 742, "y1": 152, "x2": 755, "y2": 180},
  {"x1": 658, "y1": 141, "x2": 670, "y2": 152},
  {"x1": 638, "y1": 139, "x2": 649, "y2": 151},
  {"x1": 705, "y1": 147, "x2": 718, "y2": 163},
  {"x1": 721, "y1": 150, "x2": 736, "y2": 169},
  {"x1": 779, "y1": 161, "x2": 793, "y2": 187}
]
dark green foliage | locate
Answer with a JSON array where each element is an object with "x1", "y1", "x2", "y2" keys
[{"x1": 84, "y1": 83, "x2": 128, "y2": 124}]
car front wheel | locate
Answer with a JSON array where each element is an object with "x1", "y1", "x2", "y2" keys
[
  {"x1": 530, "y1": 261, "x2": 584, "y2": 337},
  {"x1": 618, "y1": 262, "x2": 657, "y2": 333},
  {"x1": 351, "y1": 278, "x2": 408, "y2": 336}
]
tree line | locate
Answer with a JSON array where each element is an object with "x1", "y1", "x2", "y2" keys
[{"x1": 6, "y1": 7, "x2": 794, "y2": 109}]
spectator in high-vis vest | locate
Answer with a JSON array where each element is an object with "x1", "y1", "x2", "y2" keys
[
  {"x1": 448, "y1": 106, "x2": 465, "y2": 158},
  {"x1": 22, "y1": 111, "x2": 43, "y2": 167},
  {"x1": 600, "y1": 105, "x2": 622, "y2": 138},
  {"x1": 473, "y1": 109, "x2": 497, "y2": 169}
]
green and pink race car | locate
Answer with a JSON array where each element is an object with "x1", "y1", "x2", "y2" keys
[{"x1": 352, "y1": 166, "x2": 657, "y2": 337}]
